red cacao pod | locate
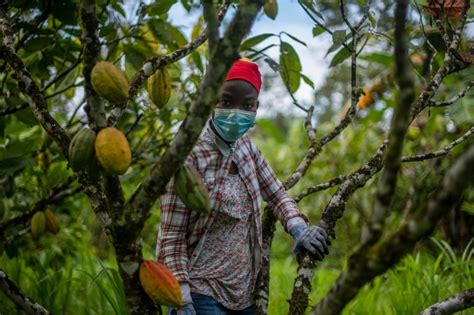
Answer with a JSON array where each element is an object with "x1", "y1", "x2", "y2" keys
[{"x1": 139, "y1": 260, "x2": 182, "y2": 307}]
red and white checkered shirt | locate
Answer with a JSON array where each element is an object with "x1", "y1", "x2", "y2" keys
[{"x1": 156, "y1": 121, "x2": 309, "y2": 282}]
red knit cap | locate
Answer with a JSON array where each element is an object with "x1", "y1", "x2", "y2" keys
[{"x1": 225, "y1": 58, "x2": 262, "y2": 94}]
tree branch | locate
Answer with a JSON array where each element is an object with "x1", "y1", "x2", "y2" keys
[
  {"x1": 312, "y1": 143, "x2": 474, "y2": 315},
  {"x1": 0, "y1": 102, "x2": 29, "y2": 116},
  {"x1": 365, "y1": 0, "x2": 416, "y2": 244},
  {"x1": 80, "y1": 0, "x2": 107, "y2": 130},
  {"x1": 418, "y1": 288, "x2": 474, "y2": 315},
  {"x1": 402, "y1": 127, "x2": 474, "y2": 162},
  {"x1": 0, "y1": 8, "x2": 70, "y2": 157},
  {"x1": 293, "y1": 175, "x2": 346, "y2": 203},
  {"x1": 202, "y1": 0, "x2": 219, "y2": 54},
  {"x1": 0, "y1": 269, "x2": 50, "y2": 315},
  {"x1": 0, "y1": 177, "x2": 76, "y2": 234},
  {"x1": 428, "y1": 80, "x2": 473, "y2": 107}
]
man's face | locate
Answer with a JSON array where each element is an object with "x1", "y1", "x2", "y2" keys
[{"x1": 216, "y1": 79, "x2": 259, "y2": 112}]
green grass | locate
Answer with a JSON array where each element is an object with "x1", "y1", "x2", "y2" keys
[{"x1": 1, "y1": 237, "x2": 472, "y2": 314}]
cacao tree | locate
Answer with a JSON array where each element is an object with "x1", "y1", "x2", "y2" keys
[{"x1": 0, "y1": 0, "x2": 473, "y2": 314}]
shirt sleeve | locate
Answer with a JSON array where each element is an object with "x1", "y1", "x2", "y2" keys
[
  {"x1": 250, "y1": 140, "x2": 309, "y2": 232},
  {"x1": 156, "y1": 160, "x2": 194, "y2": 283}
]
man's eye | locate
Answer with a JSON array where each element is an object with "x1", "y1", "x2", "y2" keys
[
  {"x1": 221, "y1": 100, "x2": 231, "y2": 107},
  {"x1": 245, "y1": 103, "x2": 254, "y2": 110}
]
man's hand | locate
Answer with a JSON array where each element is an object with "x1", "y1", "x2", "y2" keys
[
  {"x1": 290, "y1": 224, "x2": 331, "y2": 261},
  {"x1": 167, "y1": 282, "x2": 196, "y2": 315}
]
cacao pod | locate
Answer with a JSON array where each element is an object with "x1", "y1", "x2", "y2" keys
[
  {"x1": 139, "y1": 260, "x2": 183, "y2": 307},
  {"x1": 31, "y1": 211, "x2": 46, "y2": 239},
  {"x1": 69, "y1": 128, "x2": 97, "y2": 172},
  {"x1": 91, "y1": 61, "x2": 129, "y2": 104},
  {"x1": 37, "y1": 151, "x2": 50, "y2": 172},
  {"x1": 95, "y1": 127, "x2": 132, "y2": 175},
  {"x1": 264, "y1": 0, "x2": 278, "y2": 20},
  {"x1": 45, "y1": 209, "x2": 60, "y2": 234},
  {"x1": 175, "y1": 164, "x2": 211, "y2": 213},
  {"x1": 147, "y1": 68, "x2": 171, "y2": 108}
]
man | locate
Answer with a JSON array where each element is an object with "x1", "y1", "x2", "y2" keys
[{"x1": 157, "y1": 58, "x2": 330, "y2": 315}]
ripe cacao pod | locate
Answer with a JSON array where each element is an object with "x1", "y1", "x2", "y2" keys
[
  {"x1": 69, "y1": 128, "x2": 97, "y2": 172},
  {"x1": 45, "y1": 209, "x2": 60, "y2": 234},
  {"x1": 147, "y1": 68, "x2": 171, "y2": 108},
  {"x1": 175, "y1": 164, "x2": 211, "y2": 213},
  {"x1": 95, "y1": 127, "x2": 132, "y2": 175},
  {"x1": 31, "y1": 211, "x2": 46, "y2": 239},
  {"x1": 91, "y1": 61, "x2": 129, "y2": 104},
  {"x1": 357, "y1": 89, "x2": 374, "y2": 110},
  {"x1": 264, "y1": 0, "x2": 278, "y2": 20},
  {"x1": 139, "y1": 260, "x2": 183, "y2": 307}
]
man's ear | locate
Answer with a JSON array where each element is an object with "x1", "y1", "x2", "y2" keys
[{"x1": 256, "y1": 100, "x2": 260, "y2": 110}]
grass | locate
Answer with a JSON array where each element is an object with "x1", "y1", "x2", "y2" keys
[{"x1": 0, "y1": 237, "x2": 472, "y2": 314}]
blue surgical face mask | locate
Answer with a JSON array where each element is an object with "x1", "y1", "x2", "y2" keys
[{"x1": 212, "y1": 108, "x2": 256, "y2": 142}]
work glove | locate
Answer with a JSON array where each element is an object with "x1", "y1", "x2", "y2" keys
[
  {"x1": 290, "y1": 224, "x2": 330, "y2": 261},
  {"x1": 167, "y1": 282, "x2": 196, "y2": 315}
]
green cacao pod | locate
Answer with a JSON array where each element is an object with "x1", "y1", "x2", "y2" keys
[
  {"x1": 37, "y1": 151, "x2": 50, "y2": 173},
  {"x1": 175, "y1": 164, "x2": 211, "y2": 213},
  {"x1": 147, "y1": 68, "x2": 171, "y2": 108},
  {"x1": 68, "y1": 128, "x2": 97, "y2": 172},
  {"x1": 95, "y1": 127, "x2": 131, "y2": 175},
  {"x1": 264, "y1": 0, "x2": 278, "y2": 20},
  {"x1": 45, "y1": 209, "x2": 60, "y2": 234},
  {"x1": 91, "y1": 61, "x2": 129, "y2": 104},
  {"x1": 139, "y1": 260, "x2": 183, "y2": 307},
  {"x1": 31, "y1": 211, "x2": 46, "y2": 239}
]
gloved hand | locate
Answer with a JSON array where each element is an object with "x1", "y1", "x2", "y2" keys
[
  {"x1": 290, "y1": 224, "x2": 331, "y2": 261},
  {"x1": 167, "y1": 282, "x2": 196, "y2": 315}
]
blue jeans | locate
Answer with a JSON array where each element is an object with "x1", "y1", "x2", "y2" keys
[{"x1": 191, "y1": 292, "x2": 256, "y2": 315}]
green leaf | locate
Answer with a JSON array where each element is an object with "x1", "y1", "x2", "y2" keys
[
  {"x1": 24, "y1": 37, "x2": 53, "y2": 52},
  {"x1": 282, "y1": 32, "x2": 307, "y2": 47},
  {"x1": 326, "y1": 30, "x2": 350, "y2": 56},
  {"x1": 241, "y1": 33, "x2": 275, "y2": 51},
  {"x1": 0, "y1": 156, "x2": 35, "y2": 178},
  {"x1": 301, "y1": 73, "x2": 314, "y2": 89},
  {"x1": 312, "y1": 25, "x2": 325, "y2": 37},
  {"x1": 359, "y1": 52, "x2": 393, "y2": 66},
  {"x1": 330, "y1": 46, "x2": 352, "y2": 67},
  {"x1": 279, "y1": 41, "x2": 302, "y2": 93},
  {"x1": 332, "y1": 30, "x2": 347, "y2": 47},
  {"x1": 148, "y1": 19, "x2": 187, "y2": 50},
  {"x1": 144, "y1": 0, "x2": 178, "y2": 16},
  {"x1": 368, "y1": 11, "x2": 376, "y2": 28},
  {"x1": 191, "y1": 51, "x2": 204, "y2": 73}
]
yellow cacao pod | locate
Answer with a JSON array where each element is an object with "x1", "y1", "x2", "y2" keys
[
  {"x1": 139, "y1": 260, "x2": 183, "y2": 307},
  {"x1": 175, "y1": 164, "x2": 211, "y2": 213},
  {"x1": 264, "y1": 0, "x2": 278, "y2": 20},
  {"x1": 147, "y1": 68, "x2": 171, "y2": 108},
  {"x1": 95, "y1": 127, "x2": 132, "y2": 175},
  {"x1": 31, "y1": 211, "x2": 46, "y2": 239},
  {"x1": 45, "y1": 209, "x2": 60, "y2": 234},
  {"x1": 357, "y1": 89, "x2": 374, "y2": 110},
  {"x1": 91, "y1": 61, "x2": 129, "y2": 104}
]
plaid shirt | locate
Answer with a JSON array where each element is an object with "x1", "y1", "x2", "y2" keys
[{"x1": 156, "y1": 121, "x2": 309, "y2": 282}]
